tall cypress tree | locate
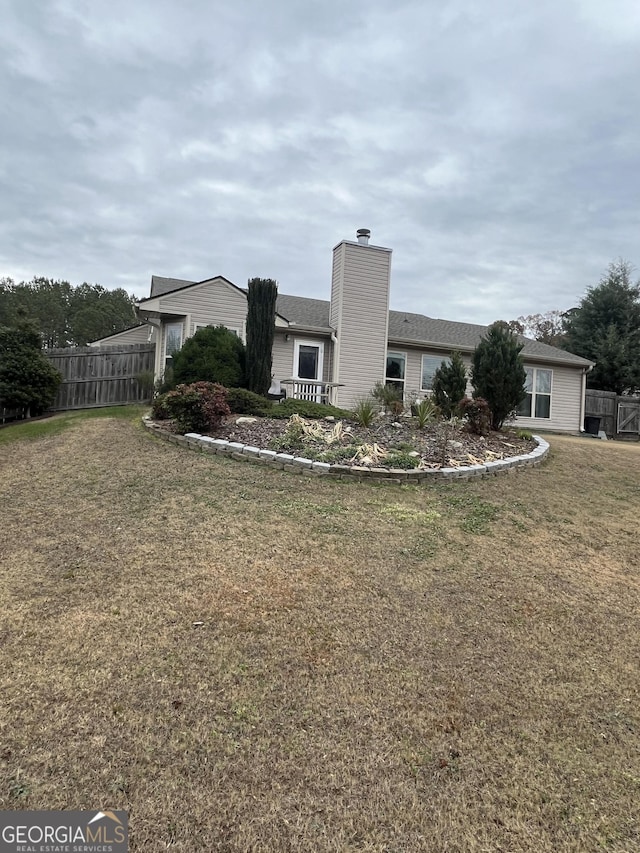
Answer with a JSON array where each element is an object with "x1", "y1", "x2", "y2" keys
[{"x1": 245, "y1": 278, "x2": 278, "y2": 395}]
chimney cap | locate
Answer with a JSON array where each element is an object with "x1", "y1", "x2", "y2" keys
[{"x1": 356, "y1": 228, "x2": 371, "y2": 245}]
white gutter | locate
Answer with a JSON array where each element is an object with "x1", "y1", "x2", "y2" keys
[{"x1": 579, "y1": 363, "x2": 595, "y2": 432}]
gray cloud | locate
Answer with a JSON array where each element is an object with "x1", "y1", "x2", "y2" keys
[{"x1": 1, "y1": 0, "x2": 639, "y2": 324}]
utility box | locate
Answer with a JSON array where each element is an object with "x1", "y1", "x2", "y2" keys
[{"x1": 584, "y1": 416, "x2": 601, "y2": 435}]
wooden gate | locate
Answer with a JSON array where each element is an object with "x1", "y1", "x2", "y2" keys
[
  {"x1": 46, "y1": 343, "x2": 155, "y2": 411},
  {"x1": 617, "y1": 401, "x2": 640, "y2": 434}
]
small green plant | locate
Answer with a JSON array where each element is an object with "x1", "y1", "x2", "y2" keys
[
  {"x1": 165, "y1": 382, "x2": 230, "y2": 434},
  {"x1": 413, "y1": 398, "x2": 438, "y2": 429},
  {"x1": 270, "y1": 399, "x2": 352, "y2": 420},
  {"x1": 386, "y1": 449, "x2": 421, "y2": 469},
  {"x1": 372, "y1": 381, "x2": 404, "y2": 415},
  {"x1": 316, "y1": 445, "x2": 362, "y2": 464},
  {"x1": 459, "y1": 396, "x2": 492, "y2": 436},
  {"x1": 268, "y1": 433, "x2": 304, "y2": 453},
  {"x1": 225, "y1": 387, "x2": 273, "y2": 416},
  {"x1": 353, "y1": 397, "x2": 378, "y2": 427},
  {"x1": 515, "y1": 428, "x2": 533, "y2": 440}
]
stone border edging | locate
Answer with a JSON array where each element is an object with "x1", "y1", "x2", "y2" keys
[{"x1": 142, "y1": 417, "x2": 550, "y2": 483}]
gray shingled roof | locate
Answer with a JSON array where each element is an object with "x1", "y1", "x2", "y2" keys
[
  {"x1": 274, "y1": 295, "x2": 592, "y2": 367},
  {"x1": 144, "y1": 276, "x2": 592, "y2": 367},
  {"x1": 150, "y1": 275, "x2": 195, "y2": 297},
  {"x1": 275, "y1": 294, "x2": 333, "y2": 328}
]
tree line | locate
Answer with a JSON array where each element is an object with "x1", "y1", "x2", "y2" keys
[
  {"x1": 509, "y1": 260, "x2": 640, "y2": 395},
  {"x1": 0, "y1": 277, "x2": 137, "y2": 348}
]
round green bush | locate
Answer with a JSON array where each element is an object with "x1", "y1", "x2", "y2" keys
[{"x1": 172, "y1": 326, "x2": 245, "y2": 388}]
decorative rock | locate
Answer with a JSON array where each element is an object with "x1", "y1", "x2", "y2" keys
[
  {"x1": 408, "y1": 451, "x2": 420, "y2": 458},
  {"x1": 391, "y1": 422, "x2": 403, "y2": 428},
  {"x1": 323, "y1": 416, "x2": 335, "y2": 422},
  {"x1": 236, "y1": 416, "x2": 258, "y2": 425},
  {"x1": 293, "y1": 457, "x2": 314, "y2": 468},
  {"x1": 447, "y1": 440, "x2": 464, "y2": 450},
  {"x1": 242, "y1": 446, "x2": 261, "y2": 456},
  {"x1": 258, "y1": 449, "x2": 278, "y2": 460}
]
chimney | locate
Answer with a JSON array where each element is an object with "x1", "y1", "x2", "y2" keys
[{"x1": 330, "y1": 230, "x2": 392, "y2": 408}]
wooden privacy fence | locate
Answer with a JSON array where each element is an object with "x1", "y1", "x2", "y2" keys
[
  {"x1": 45, "y1": 343, "x2": 155, "y2": 411},
  {"x1": 584, "y1": 389, "x2": 640, "y2": 438}
]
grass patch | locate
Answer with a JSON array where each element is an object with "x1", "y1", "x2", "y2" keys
[
  {"x1": 442, "y1": 492, "x2": 501, "y2": 533},
  {"x1": 0, "y1": 424, "x2": 639, "y2": 851},
  {"x1": 380, "y1": 502, "x2": 441, "y2": 524},
  {"x1": 0, "y1": 405, "x2": 146, "y2": 446}
]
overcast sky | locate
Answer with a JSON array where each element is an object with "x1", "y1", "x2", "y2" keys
[{"x1": 1, "y1": 0, "x2": 639, "y2": 324}]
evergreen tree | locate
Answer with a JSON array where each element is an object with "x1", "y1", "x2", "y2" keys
[
  {"x1": 245, "y1": 278, "x2": 278, "y2": 396},
  {"x1": 172, "y1": 326, "x2": 246, "y2": 387},
  {"x1": 0, "y1": 278, "x2": 136, "y2": 347},
  {"x1": 0, "y1": 321, "x2": 62, "y2": 414},
  {"x1": 471, "y1": 322, "x2": 527, "y2": 430},
  {"x1": 432, "y1": 351, "x2": 467, "y2": 418},
  {"x1": 563, "y1": 260, "x2": 640, "y2": 394}
]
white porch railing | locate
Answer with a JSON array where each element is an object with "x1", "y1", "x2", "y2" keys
[{"x1": 280, "y1": 380, "x2": 342, "y2": 406}]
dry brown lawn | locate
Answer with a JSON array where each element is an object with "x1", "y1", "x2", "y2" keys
[{"x1": 0, "y1": 413, "x2": 639, "y2": 852}]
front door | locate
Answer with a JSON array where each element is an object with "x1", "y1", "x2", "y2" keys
[{"x1": 293, "y1": 340, "x2": 325, "y2": 402}]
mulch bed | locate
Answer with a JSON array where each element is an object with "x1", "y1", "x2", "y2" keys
[{"x1": 214, "y1": 414, "x2": 535, "y2": 469}]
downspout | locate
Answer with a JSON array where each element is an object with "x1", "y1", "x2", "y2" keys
[
  {"x1": 330, "y1": 331, "x2": 338, "y2": 406},
  {"x1": 579, "y1": 364, "x2": 595, "y2": 432}
]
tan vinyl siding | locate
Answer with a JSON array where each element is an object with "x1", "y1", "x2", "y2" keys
[
  {"x1": 332, "y1": 242, "x2": 392, "y2": 408},
  {"x1": 515, "y1": 363, "x2": 583, "y2": 432},
  {"x1": 271, "y1": 334, "x2": 295, "y2": 381},
  {"x1": 158, "y1": 278, "x2": 248, "y2": 338},
  {"x1": 89, "y1": 325, "x2": 153, "y2": 347},
  {"x1": 271, "y1": 333, "x2": 333, "y2": 383},
  {"x1": 329, "y1": 244, "x2": 344, "y2": 330}
]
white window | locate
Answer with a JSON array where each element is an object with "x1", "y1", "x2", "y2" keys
[
  {"x1": 386, "y1": 351, "x2": 406, "y2": 394},
  {"x1": 517, "y1": 367, "x2": 552, "y2": 418},
  {"x1": 421, "y1": 355, "x2": 451, "y2": 392},
  {"x1": 164, "y1": 322, "x2": 183, "y2": 369}
]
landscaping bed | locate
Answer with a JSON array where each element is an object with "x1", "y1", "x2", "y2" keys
[{"x1": 207, "y1": 414, "x2": 535, "y2": 469}]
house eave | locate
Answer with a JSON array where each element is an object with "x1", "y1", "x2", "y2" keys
[
  {"x1": 277, "y1": 324, "x2": 333, "y2": 336},
  {"x1": 387, "y1": 335, "x2": 594, "y2": 368}
]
